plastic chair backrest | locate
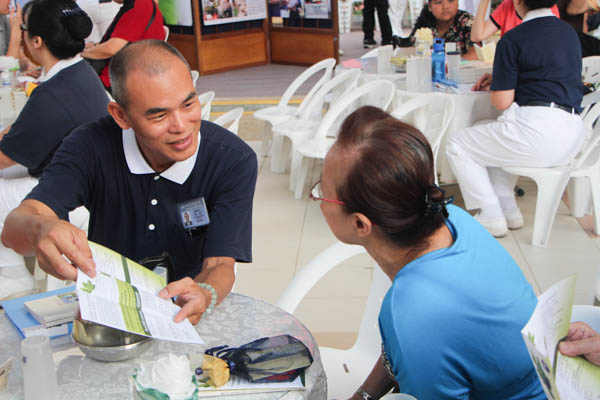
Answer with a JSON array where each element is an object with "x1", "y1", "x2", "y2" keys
[
  {"x1": 583, "y1": 56, "x2": 600, "y2": 84},
  {"x1": 163, "y1": 26, "x2": 170, "y2": 41},
  {"x1": 311, "y1": 80, "x2": 396, "y2": 152},
  {"x1": 213, "y1": 107, "x2": 244, "y2": 135},
  {"x1": 573, "y1": 113, "x2": 600, "y2": 171},
  {"x1": 296, "y1": 69, "x2": 362, "y2": 121},
  {"x1": 198, "y1": 91, "x2": 216, "y2": 120},
  {"x1": 352, "y1": 266, "x2": 391, "y2": 354},
  {"x1": 278, "y1": 58, "x2": 336, "y2": 113},
  {"x1": 391, "y1": 93, "x2": 455, "y2": 161},
  {"x1": 191, "y1": 70, "x2": 200, "y2": 87},
  {"x1": 276, "y1": 242, "x2": 366, "y2": 313}
]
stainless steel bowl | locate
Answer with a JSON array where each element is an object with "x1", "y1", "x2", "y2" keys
[{"x1": 72, "y1": 313, "x2": 152, "y2": 362}]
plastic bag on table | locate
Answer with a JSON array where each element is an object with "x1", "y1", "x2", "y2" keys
[{"x1": 204, "y1": 334, "x2": 313, "y2": 383}]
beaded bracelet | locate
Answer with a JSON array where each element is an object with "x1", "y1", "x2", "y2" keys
[{"x1": 197, "y1": 282, "x2": 217, "y2": 314}]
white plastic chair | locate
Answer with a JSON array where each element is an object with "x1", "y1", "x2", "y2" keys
[
  {"x1": 163, "y1": 25, "x2": 170, "y2": 41},
  {"x1": 568, "y1": 101, "x2": 600, "y2": 220},
  {"x1": 292, "y1": 80, "x2": 396, "y2": 199},
  {"x1": 503, "y1": 110, "x2": 600, "y2": 247},
  {"x1": 198, "y1": 91, "x2": 216, "y2": 120},
  {"x1": 191, "y1": 70, "x2": 199, "y2": 88},
  {"x1": 276, "y1": 241, "x2": 391, "y2": 400},
  {"x1": 270, "y1": 69, "x2": 362, "y2": 187},
  {"x1": 582, "y1": 56, "x2": 600, "y2": 85},
  {"x1": 391, "y1": 93, "x2": 455, "y2": 185},
  {"x1": 212, "y1": 107, "x2": 244, "y2": 135},
  {"x1": 253, "y1": 58, "x2": 336, "y2": 161}
]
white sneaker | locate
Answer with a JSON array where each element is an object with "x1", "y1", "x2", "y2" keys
[
  {"x1": 505, "y1": 208, "x2": 524, "y2": 230},
  {"x1": 475, "y1": 214, "x2": 508, "y2": 238}
]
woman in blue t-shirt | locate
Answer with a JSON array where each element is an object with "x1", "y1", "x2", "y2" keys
[{"x1": 313, "y1": 106, "x2": 545, "y2": 399}]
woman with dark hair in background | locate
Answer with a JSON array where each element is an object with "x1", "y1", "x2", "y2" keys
[
  {"x1": 409, "y1": 0, "x2": 478, "y2": 59},
  {"x1": 0, "y1": 0, "x2": 108, "y2": 300},
  {"x1": 311, "y1": 106, "x2": 545, "y2": 399}
]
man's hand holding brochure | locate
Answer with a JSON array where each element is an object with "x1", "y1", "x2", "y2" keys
[{"x1": 76, "y1": 241, "x2": 203, "y2": 344}]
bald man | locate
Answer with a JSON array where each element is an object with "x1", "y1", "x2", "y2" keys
[{"x1": 1, "y1": 40, "x2": 258, "y2": 325}]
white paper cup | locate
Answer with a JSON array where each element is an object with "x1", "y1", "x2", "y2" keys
[
  {"x1": 21, "y1": 336, "x2": 58, "y2": 400},
  {"x1": 377, "y1": 45, "x2": 394, "y2": 74}
]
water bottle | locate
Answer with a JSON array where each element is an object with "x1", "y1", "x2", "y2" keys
[{"x1": 432, "y1": 38, "x2": 446, "y2": 82}]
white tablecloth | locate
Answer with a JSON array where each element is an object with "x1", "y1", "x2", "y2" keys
[{"x1": 0, "y1": 293, "x2": 327, "y2": 400}]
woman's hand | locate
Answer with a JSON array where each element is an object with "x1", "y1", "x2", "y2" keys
[
  {"x1": 8, "y1": 4, "x2": 22, "y2": 37},
  {"x1": 472, "y1": 73, "x2": 492, "y2": 91},
  {"x1": 559, "y1": 321, "x2": 600, "y2": 366}
]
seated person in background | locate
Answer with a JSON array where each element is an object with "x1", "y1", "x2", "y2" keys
[
  {"x1": 559, "y1": 322, "x2": 600, "y2": 366},
  {"x1": 82, "y1": 0, "x2": 165, "y2": 90},
  {"x1": 409, "y1": 0, "x2": 478, "y2": 59},
  {"x1": 314, "y1": 106, "x2": 544, "y2": 400},
  {"x1": 0, "y1": 0, "x2": 108, "y2": 300},
  {"x1": 2, "y1": 40, "x2": 258, "y2": 325},
  {"x1": 471, "y1": 0, "x2": 559, "y2": 41},
  {"x1": 446, "y1": 0, "x2": 584, "y2": 238},
  {"x1": 0, "y1": 0, "x2": 21, "y2": 58}
]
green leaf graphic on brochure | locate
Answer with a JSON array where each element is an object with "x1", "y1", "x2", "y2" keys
[{"x1": 81, "y1": 280, "x2": 96, "y2": 294}]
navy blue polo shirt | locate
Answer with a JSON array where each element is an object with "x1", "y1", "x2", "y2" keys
[
  {"x1": 0, "y1": 59, "x2": 109, "y2": 177},
  {"x1": 490, "y1": 10, "x2": 582, "y2": 112},
  {"x1": 26, "y1": 116, "x2": 258, "y2": 280}
]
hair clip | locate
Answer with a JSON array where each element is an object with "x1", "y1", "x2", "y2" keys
[
  {"x1": 61, "y1": 7, "x2": 84, "y2": 17},
  {"x1": 424, "y1": 184, "x2": 454, "y2": 217}
]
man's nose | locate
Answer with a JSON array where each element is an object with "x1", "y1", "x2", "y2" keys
[{"x1": 169, "y1": 111, "x2": 186, "y2": 132}]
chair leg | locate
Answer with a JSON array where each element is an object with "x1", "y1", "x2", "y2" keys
[
  {"x1": 294, "y1": 157, "x2": 310, "y2": 200},
  {"x1": 289, "y1": 149, "x2": 302, "y2": 191},
  {"x1": 589, "y1": 170, "x2": 600, "y2": 235},
  {"x1": 530, "y1": 173, "x2": 571, "y2": 248},
  {"x1": 260, "y1": 122, "x2": 272, "y2": 158},
  {"x1": 270, "y1": 134, "x2": 289, "y2": 173},
  {"x1": 568, "y1": 177, "x2": 592, "y2": 217}
]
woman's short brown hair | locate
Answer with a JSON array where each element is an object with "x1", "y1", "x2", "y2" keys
[{"x1": 334, "y1": 106, "x2": 449, "y2": 249}]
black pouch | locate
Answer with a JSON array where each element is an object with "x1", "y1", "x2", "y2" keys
[
  {"x1": 138, "y1": 252, "x2": 175, "y2": 284},
  {"x1": 205, "y1": 335, "x2": 313, "y2": 383}
]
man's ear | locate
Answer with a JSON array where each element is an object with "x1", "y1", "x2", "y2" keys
[
  {"x1": 352, "y1": 212, "x2": 372, "y2": 238},
  {"x1": 30, "y1": 35, "x2": 43, "y2": 49},
  {"x1": 107, "y1": 102, "x2": 131, "y2": 130}
]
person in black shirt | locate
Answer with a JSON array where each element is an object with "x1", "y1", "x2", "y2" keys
[
  {"x1": 446, "y1": 0, "x2": 584, "y2": 238},
  {"x1": 2, "y1": 40, "x2": 258, "y2": 325},
  {"x1": 0, "y1": 0, "x2": 108, "y2": 300}
]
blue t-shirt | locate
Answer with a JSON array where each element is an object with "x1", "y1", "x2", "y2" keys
[
  {"x1": 379, "y1": 205, "x2": 544, "y2": 399},
  {"x1": 490, "y1": 13, "x2": 582, "y2": 112},
  {"x1": 26, "y1": 117, "x2": 258, "y2": 280}
]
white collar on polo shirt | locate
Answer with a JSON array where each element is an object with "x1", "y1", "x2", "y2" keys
[
  {"x1": 122, "y1": 128, "x2": 200, "y2": 185},
  {"x1": 523, "y1": 7, "x2": 555, "y2": 22},
  {"x1": 40, "y1": 54, "x2": 83, "y2": 82}
]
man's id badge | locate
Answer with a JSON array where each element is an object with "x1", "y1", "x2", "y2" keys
[{"x1": 178, "y1": 197, "x2": 210, "y2": 233}]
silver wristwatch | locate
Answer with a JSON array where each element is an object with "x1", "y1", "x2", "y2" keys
[{"x1": 355, "y1": 387, "x2": 374, "y2": 400}]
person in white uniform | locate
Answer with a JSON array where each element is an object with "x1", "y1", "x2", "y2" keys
[
  {"x1": 446, "y1": 0, "x2": 585, "y2": 237},
  {"x1": 78, "y1": 0, "x2": 120, "y2": 43}
]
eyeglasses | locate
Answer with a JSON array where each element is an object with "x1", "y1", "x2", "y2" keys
[
  {"x1": 309, "y1": 181, "x2": 345, "y2": 205},
  {"x1": 20, "y1": 23, "x2": 28, "y2": 31}
]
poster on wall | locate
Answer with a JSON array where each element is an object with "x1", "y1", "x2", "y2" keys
[
  {"x1": 201, "y1": 0, "x2": 267, "y2": 25},
  {"x1": 274, "y1": 0, "x2": 330, "y2": 19},
  {"x1": 158, "y1": 0, "x2": 194, "y2": 26}
]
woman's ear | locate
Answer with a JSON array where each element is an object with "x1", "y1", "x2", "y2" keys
[{"x1": 352, "y1": 213, "x2": 372, "y2": 238}]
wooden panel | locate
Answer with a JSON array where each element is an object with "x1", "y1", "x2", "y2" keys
[
  {"x1": 270, "y1": 30, "x2": 335, "y2": 66},
  {"x1": 198, "y1": 31, "x2": 268, "y2": 75},
  {"x1": 168, "y1": 33, "x2": 199, "y2": 71}
]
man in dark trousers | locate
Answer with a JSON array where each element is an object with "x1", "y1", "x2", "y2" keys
[{"x1": 363, "y1": 0, "x2": 393, "y2": 47}]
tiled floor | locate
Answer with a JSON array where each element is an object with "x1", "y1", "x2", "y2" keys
[{"x1": 232, "y1": 140, "x2": 600, "y2": 349}]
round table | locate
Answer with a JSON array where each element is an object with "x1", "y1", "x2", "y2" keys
[{"x1": 0, "y1": 293, "x2": 327, "y2": 400}]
